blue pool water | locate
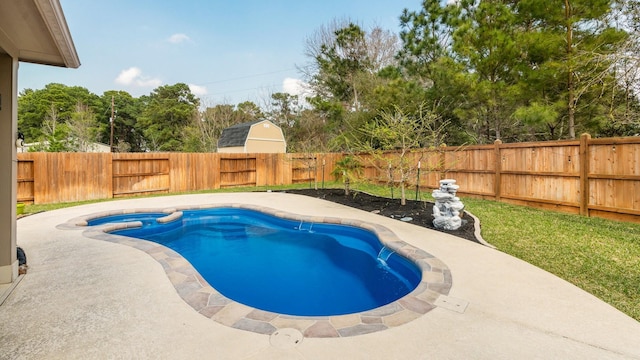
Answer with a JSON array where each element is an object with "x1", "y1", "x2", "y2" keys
[{"x1": 108, "y1": 208, "x2": 421, "y2": 316}]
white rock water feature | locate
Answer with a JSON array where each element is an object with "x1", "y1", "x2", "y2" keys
[{"x1": 432, "y1": 179, "x2": 465, "y2": 231}]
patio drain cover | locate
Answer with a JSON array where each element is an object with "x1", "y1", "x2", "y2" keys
[
  {"x1": 270, "y1": 328, "x2": 303, "y2": 348},
  {"x1": 435, "y1": 295, "x2": 469, "y2": 314}
]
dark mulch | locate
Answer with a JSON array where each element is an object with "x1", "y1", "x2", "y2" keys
[{"x1": 280, "y1": 188, "x2": 479, "y2": 244}]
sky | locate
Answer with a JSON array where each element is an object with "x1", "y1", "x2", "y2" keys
[{"x1": 19, "y1": 0, "x2": 421, "y2": 106}]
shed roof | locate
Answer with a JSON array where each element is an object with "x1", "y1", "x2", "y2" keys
[{"x1": 217, "y1": 120, "x2": 263, "y2": 148}]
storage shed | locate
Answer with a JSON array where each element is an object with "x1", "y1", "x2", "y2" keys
[{"x1": 217, "y1": 120, "x2": 286, "y2": 153}]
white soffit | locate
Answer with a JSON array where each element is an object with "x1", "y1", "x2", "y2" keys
[{"x1": 0, "y1": 0, "x2": 79, "y2": 68}]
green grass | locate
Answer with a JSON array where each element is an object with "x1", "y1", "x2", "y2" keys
[
  {"x1": 22, "y1": 181, "x2": 327, "y2": 215},
  {"x1": 22, "y1": 182, "x2": 640, "y2": 322},
  {"x1": 462, "y1": 198, "x2": 640, "y2": 322}
]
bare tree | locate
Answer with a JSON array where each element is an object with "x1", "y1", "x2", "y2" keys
[
  {"x1": 40, "y1": 104, "x2": 61, "y2": 141},
  {"x1": 67, "y1": 101, "x2": 99, "y2": 152},
  {"x1": 357, "y1": 104, "x2": 447, "y2": 205},
  {"x1": 287, "y1": 110, "x2": 331, "y2": 153},
  {"x1": 301, "y1": 18, "x2": 355, "y2": 79},
  {"x1": 32, "y1": 104, "x2": 71, "y2": 152},
  {"x1": 366, "y1": 26, "x2": 400, "y2": 71},
  {"x1": 301, "y1": 19, "x2": 400, "y2": 81}
]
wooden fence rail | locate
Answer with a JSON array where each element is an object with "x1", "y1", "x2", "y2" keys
[{"x1": 16, "y1": 134, "x2": 640, "y2": 223}]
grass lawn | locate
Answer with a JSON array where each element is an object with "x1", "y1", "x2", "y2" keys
[
  {"x1": 22, "y1": 183, "x2": 640, "y2": 322},
  {"x1": 462, "y1": 198, "x2": 640, "y2": 322}
]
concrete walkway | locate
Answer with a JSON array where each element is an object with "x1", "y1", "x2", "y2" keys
[{"x1": 1, "y1": 192, "x2": 639, "y2": 359}]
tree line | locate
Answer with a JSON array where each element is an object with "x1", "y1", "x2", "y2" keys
[{"x1": 18, "y1": 0, "x2": 640, "y2": 153}]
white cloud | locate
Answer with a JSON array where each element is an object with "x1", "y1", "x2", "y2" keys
[
  {"x1": 136, "y1": 78, "x2": 163, "y2": 88},
  {"x1": 114, "y1": 67, "x2": 162, "y2": 88},
  {"x1": 189, "y1": 84, "x2": 208, "y2": 96},
  {"x1": 115, "y1": 67, "x2": 141, "y2": 85},
  {"x1": 168, "y1": 33, "x2": 191, "y2": 44},
  {"x1": 282, "y1": 78, "x2": 313, "y2": 99}
]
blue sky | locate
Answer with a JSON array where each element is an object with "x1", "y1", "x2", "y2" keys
[{"x1": 19, "y1": 0, "x2": 421, "y2": 106}]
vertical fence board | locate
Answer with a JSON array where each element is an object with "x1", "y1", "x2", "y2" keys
[
  {"x1": 219, "y1": 154, "x2": 256, "y2": 187},
  {"x1": 16, "y1": 154, "x2": 35, "y2": 204},
  {"x1": 316, "y1": 153, "x2": 341, "y2": 188},
  {"x1": 168, "y1": 153, "x2": 218, "y2": 192},
  {"x1": 256, "y1": 153, "x2": 279, "y2": 186},
  {"x1": 280, "y1": 153, "x2": 293, "y2": 185},
  {"x1": 588, "y1": 137, "x2": 640, "y2": 219},
  {"x1": 580, "y1": 134, "x2": 591, "y2": 215},
  {"x1": 290, "y1": 154, "x2": 317, "y2": 185},
  {"x1": 26, "y1": 152, "x2": 112, "y2": 203},
  {"x1": 112, "y1": 153, "x2": 170, "y2": 196}
]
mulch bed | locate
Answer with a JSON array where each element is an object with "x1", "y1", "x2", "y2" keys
[{"x1": 280, "y1": 188, "x2": 479, "y2": 244}]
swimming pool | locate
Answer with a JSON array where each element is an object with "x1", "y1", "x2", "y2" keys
[
  {"x1": 69, "y1": 200, "x2": 452, "y2": 337},
  {"x1": 102, "y1": 208, "x2": 421, "y2": 316}
]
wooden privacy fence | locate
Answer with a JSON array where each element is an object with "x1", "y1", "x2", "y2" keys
[
  {"x1": 16, "y1": 134, "x2": 640, "y2": 223},
  {"x1": 16, "y1": 152, "x2": 344, "y2": 204},
  {"x1": 414, "y1": 134, "x2": 640, "y2": 223}
]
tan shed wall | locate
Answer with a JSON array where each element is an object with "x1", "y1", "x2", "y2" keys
[
  {"x1": 245, "y1": 121, "x2": 286, "y2": 153},
  {"x1": 249, "y1": 121, "x2": 284, "y2": 139},
  {"x1": 245, "y1": 139, "x2": 286, "y2": 153},
  {"x1": 217, "y1": 146, "x2": 245, "y2": 153}
]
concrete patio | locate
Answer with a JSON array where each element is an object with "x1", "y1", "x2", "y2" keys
[{"x1": 1, "y1": 192, "x2": 639, "y2": 359}]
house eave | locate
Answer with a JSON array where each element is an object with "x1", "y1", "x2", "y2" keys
[
  {"x1": 33, "y1": 0, "x2": 80, "y2": 68},
  {"x1": 0, "y1": 0, "x2": 80, "y2": 68}
]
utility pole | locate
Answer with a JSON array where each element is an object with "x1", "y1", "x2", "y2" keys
[{"x1": 110, "y1": 95, "x2": 115, "y2": 152}]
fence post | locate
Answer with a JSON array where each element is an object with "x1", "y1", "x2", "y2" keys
[
  {"x1": 494, "y1": 139, "x2": 502, "y2": 201},
  {"x1": 579, "y1": 133, "x2": 591, "y2": 216}
]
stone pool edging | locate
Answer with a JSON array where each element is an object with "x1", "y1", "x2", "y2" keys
[{"x1": 60, "y1": 203, "x2": 452, "y2": 338}]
